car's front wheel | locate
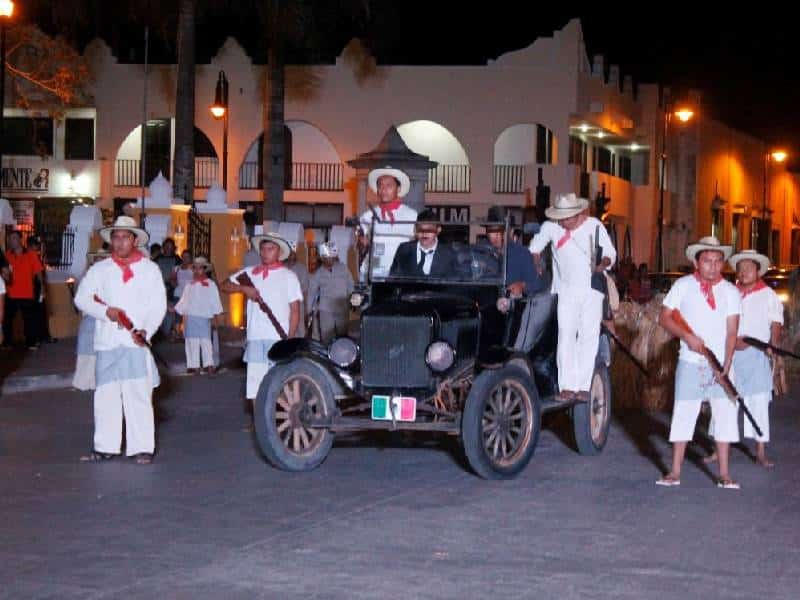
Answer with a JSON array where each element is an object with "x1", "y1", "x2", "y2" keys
[
  {"x1": 254, "y1": 359, "x2": 336, "y2": 471},
  {"x1": 461, "y1": 366, "x2": 540, "y2": 479}
]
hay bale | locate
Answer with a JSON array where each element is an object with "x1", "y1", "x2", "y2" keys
[{"x1": 611, "y1": 296, "x2": 678, "y2": 411}]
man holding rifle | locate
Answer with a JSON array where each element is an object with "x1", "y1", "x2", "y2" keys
[
  {"x1": 221, "y1": 233, "x2": 302, "y2": 405},
  {"x1": 722, "y1": 249, "x2": 782, "y2": 467},
  {"x1": 658, "y1": 237, "x2": 742, "y2": 489},
  {"x1": 74, "y1": 216, "x2": 166, "y2": 465}
]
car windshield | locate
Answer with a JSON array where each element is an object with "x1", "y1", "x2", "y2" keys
[{"x1": 360, "y1": 217, "x2": 510, "y2": 286}]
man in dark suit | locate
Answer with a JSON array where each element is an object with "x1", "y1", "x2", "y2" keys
[{"x1": 390, "y1": 209, "x2": 457, "y2": 278}]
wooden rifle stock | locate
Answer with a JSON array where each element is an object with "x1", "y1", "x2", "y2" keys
[
  {"x1": 235, "y1": 272, "x2": 288, "y2": 340},
  {"x1": 669, "y1": 310, "x2": 763, "y2": 437},
  {"x1": 743, "y1": 336, "x2": 800, "y2": 361}
]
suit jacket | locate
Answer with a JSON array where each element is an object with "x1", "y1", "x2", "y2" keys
[{"x1": 390, "y1": 240, "x2": 457, "y2": 278}]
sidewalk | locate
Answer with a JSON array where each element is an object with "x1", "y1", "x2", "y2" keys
[{"x1": 0, "y1": 326, "x2": 247, "y2": 396}]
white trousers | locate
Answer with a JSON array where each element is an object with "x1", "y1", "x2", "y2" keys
[
  {"x1": 93, "y1": 377, "x2": 155, "y2": 455},
  {"x1": 246, "y1": 362, "x2": 272, "y2": 400},
  {"x1": 671, "y1": 396, "x2": 739, "y2": 443},
  {"x1": 556, "y1": 288, "x2": 603, "y2": 392},
  {"x1": 185, "y1": 337, "x2": 215, "y2": 369},
  {"x1": 72, "y1": 355, "x2": 96, "y2": 391},
  {"x1": 742, "y1": 392, "x2": 771, "y2": 442}
]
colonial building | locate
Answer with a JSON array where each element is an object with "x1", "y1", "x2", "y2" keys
[{"x1": 2, "y1": 18, "x2": 797, "y2": 268}]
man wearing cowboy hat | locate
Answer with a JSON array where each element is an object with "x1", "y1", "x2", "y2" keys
[
  {"x1": 704, "y1": 249, "x2": 782, "y2": 468},
  {"x1": 309, "y1": 241, "x2": 354, "y2": 343},
  {"x1": 74, "y1": 216, "x2": 167, "y2": 465},
  {"x1": 529, "y1": 193, "x2": 616, "y2": 402},
  {"x1": 358, "y1": 165, "x2": 418, "y2": 279},
  {"x1": 658, "y1": 236, "x2": 742, "y2": 489},
  {"x1": 174, "y1": 256, "x2": 224, "y2": 375},
  {"x1": 221, "y1": 233, "x2": 303, "y2": 403},
  {"x1": 482, "y1": 205, "x2": 544, "y2": 296}
]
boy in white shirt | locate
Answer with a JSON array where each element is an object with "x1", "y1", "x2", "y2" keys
[
  {"x1": 174, "y1": 256, "x2": 224, "y2": 374},
  {"x1": 658, "y1": 237, "x2": 741, "y2": 489}
]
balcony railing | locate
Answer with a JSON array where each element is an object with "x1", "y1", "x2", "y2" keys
[
  {"x1": 238, "y1": 161, "x2": 344, "y2": 191},
  {"x1": 114, "y1": 158, "x2": 219, "y2": 188},
  {"x1": 426, "y1": 164, "x2": 470, "y2": 193},
  {"x1": 493, "y1": 164, "x2": 526, "y2": 194}
]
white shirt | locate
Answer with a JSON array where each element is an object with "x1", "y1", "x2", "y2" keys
[
  {"x1": 738, "y1": 285, "x2": 784, "y2": 343},
  {"x1": 175, "y1": 279, "x2": 224, "y2": 319},
  {"x1": 662, "y1": 274, "x2": 741, "y2": 364},
  {"x1": 529, "y1": 217, "x2": 616, "y2": 293},
  {"x1": 360, "y1": 203, "x2": 417, "y2": 278},
  {"x1": 173, "y1": 265, "x2": 194, "y2": 299},
  {"x1": 74, "y1": 255, "x2": 167, "y2": 351},
  {"x1": 416, "y1": 241, "x2": 438, "y2": 276},
  {"x1": 229, "y1": 265, "x2": 303, "y2": 340}
]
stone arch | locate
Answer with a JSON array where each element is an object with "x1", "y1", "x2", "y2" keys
[
  {"x1": 397, "y1": 120, "x2": 470, "y2": 193},
  {"x1": 493, "y1": 123, "x2": 558, "y2": 193}
]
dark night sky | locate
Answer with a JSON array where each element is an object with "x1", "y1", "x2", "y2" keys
[{"x1": 22, "y1": 2, "x2": 799, "y2": 164}]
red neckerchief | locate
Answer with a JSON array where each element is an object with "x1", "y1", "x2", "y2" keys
[
  {"x1": 111, "y1": 249, "x2": 144, "y2": 284},
  {"x1": 192, "y1": 276, "x2": 210, "y2": 287},
  {"x1": 738, "y1": 279, "x2": 767, "y2": 299},
  {"x1": 379, "y1": 199, "x2": 402, "y2": 223},
  {"x1": 693, "y1": 270, "x2": 723, "y2": 310},
  {"x1": 252, "y1": 262, "x2": 284, "y2": 279},
  {"x1": 556, "y1": 228, "x2": 571, "y2": 249}
]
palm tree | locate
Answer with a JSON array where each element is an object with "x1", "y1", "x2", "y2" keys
[{"x1": 172, "y1": 0, "x2": 196, "y2": 204}]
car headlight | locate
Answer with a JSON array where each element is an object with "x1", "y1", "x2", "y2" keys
[
  {"x1": 328, "y1": 337, "x2": 359, "y2": 368},
  {"x1": 425, "y1": 341, "x2": 455, "y2": 372},
  {"x1": 350, "y1": 292, "x2": 365, "y2": 307}
]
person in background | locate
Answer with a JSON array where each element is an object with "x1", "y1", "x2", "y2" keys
[
  {"x1": 170, "y1": 250, "x2": 194, "y2": 339},
  {"x1": 174, "y1": 256, "x2": 224, "y2": 375},
  {"x1": 26, "y1": 236, "x2": 56, "y2": 344},
  {"x1": 2, "y1": 230, "x2": 44, "y2": 350},
  {"x1": 154, "y1": 238, "x2": 181, "y2": 339},
  {"x1": 309, "y1": 241, "x2": 354, "y2": 343},
  {"x1": 149, "y1": 243, "x2": 162, "y2": 261},
  {"x1": 286, "y1": 242, "x2": 310, "y2": 338}
]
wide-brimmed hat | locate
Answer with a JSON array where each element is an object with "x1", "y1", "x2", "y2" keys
[
  {"x1": 318, "y1": 241, "x2": 339, "y2": 258},
  {"x1": 545, "y1": 193, "x2": 589, "y2": 221},
  {"x1": 367, "y1": 166, "x2": 411, "y2": 198},
  {"x1": 729, "y1": 249, "x2": 770, "y2": 276},
  {"x1": 251, "y1": 232, "x2": 291, "y2": 261},
  {"x1": 685, "y1": 236, "x2": 732, "y2": 262},
  {"x1": 483, "y1": 205, "x2": 515, "y2": 231},
  {"x1": 192, "y1": 256, "x2": 212, "y2": 271},
  {"x1": 99, "y1": 216, "x2": 149, "y2": 247}
]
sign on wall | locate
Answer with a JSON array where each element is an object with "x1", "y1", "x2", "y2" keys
[
  {"x1": 1, "y1": 167, "x2": 50, "y2": 192},
  {"x1": 427, "y1": 205, "x2": 470, "y2": 223}
]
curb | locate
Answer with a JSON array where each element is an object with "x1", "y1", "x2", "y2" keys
[{"x1": 1, "y1": 361, "x2": 244, "y2": 396}]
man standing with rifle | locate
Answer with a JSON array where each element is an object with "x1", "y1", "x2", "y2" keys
[
  {"x1": 658, "y1": 237, "x2": 742, "y2": 489},
  {"x1": 74, "y1": 216, "x2": 166, "y2": 465},
  {"x1": 221, "y1": 233, "x2": 302, "y2": 406},
  {"x1": 723, "y1": 249, "x2": 783, "y2": 467}
]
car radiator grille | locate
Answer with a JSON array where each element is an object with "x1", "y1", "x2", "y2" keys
[{"x1": 361, "y1": 315, "x2": 432, "y2": 388}]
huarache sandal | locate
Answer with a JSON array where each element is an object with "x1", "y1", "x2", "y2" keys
[
  {"x1": 80, "y1": 450, "x2": 116, "y2": 462},
  {"x1": 716, "y1": 478, "x2": 740, "y2": 490},
  {"x1": 655, "y1": 474, "x2": 681, "y2": 487},
  {"x1": 132, "y1": 453, "x2": 154, "y2": 465}
]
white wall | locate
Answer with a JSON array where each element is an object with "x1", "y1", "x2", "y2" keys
[
  {"x1": 397, "y1": 120, "x2": 470, "y2": 165},
  {"x1": 116, "y1": 126, "x2": 142, "y2": 160},
  {"x1": 242, "y1": 120, "x2": 341, "y2": 164},
  {"x1": 494, "y1": 124, "x2": 536, "y2": 164}
]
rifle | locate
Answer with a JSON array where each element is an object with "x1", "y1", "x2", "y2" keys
[
  {"x1": 670, "y1": 310, "x2": 763, "y2": 437},
  {"x1": 742, "y1": 336, "x2": 800, "y2": 361},
  {"x1": 601, "y1": 324, "x2": 649, "y2": 377},
  {"x1": 235, "y1": 272, "x2": 288, "y2": 340},
  {"x1": 92, "y1": 294, "x2": 170, "y2": 369}
]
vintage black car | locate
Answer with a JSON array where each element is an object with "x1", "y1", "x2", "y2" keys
[{"x1": 254, "y1": 220, "x2": 613, "y2": 479}]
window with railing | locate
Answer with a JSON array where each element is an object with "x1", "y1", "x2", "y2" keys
[
  {"x1": 283, "y1": 203, "x2": 343, "y2": 228},
  {"x1": 2, "y1": 117, "x2": 54, "y2": 157},
  {"x1": 426, "y1": 164, "x2": 470, "y2": 193},
  {"x1": 194, "y1": 157, "x2": 218, "y2": 188},
  {"x1": 493, "y1": 165, "x2": 525, "y2": 193},
  {"x1": 568, "y1": 136, "x2": 587, "y2": 170},
  {"x1": 238, "y1": 162, "x2": 343, "y2": 191}
]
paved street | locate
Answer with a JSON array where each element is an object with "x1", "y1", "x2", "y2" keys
[{"x1": 1, "y1": 370, "x2": 799, "y2": 599}]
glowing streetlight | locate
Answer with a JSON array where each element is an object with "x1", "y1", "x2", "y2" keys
[
  {"x1": 209, "y1": 71, "x2": 229, "y2": 190},
  {"x1": 0, "y1": 0, "x2": 15, "y2": 199},
  {"x1": 771, "y1": 150, "x2": 787, "y2": 163},
  {"x1": 674, "y1": 108, "x2": 694, "y2": 123},
  {"x1": 0, "y1": 0, "x2": 14, "y2": 18}
]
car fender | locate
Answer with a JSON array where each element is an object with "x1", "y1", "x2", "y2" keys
[{"x1": 267, "y1": 338, "x2": 352, "y2": 396}]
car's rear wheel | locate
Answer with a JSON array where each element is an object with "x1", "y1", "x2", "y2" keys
[
  {"x1": 461, "y1": 366, "x2": 540, "y2": 479},
  {"x1": 572, "y1": 363, "x2": 612, "y2": 455},
  {"x1": 255, "y1": 359, "x2": 336, "y2": 471}
]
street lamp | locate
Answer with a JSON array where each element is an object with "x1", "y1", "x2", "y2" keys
[
  {"x1": 656, "y1": 103, "x2": 695, "y2": 271},
  {"x1": 0, "y1": 0, "x2": 15, "y2": 200},
  {"x1": 761, "y1": 148, "x2": 789, "y2": 257},
  {"x1": 210, "y1": 70, "x2": 229, "y2": 190}
]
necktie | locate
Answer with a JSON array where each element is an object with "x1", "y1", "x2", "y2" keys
[{"x1": 418, "y1": 249, "x2": 432, "y2": 273}]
